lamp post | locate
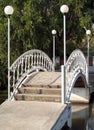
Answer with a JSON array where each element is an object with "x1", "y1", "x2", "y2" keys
[
  {"x1": 4, "y1": 5, "x2": 14, "y2": 100},
  {"x1": 86, "y1": 29, "x2": 91, "y2": 85},
  {"x1": 52, "y1": 29, "x2": 57, "y2": 71},
  {"x1": 60, "y1": 5, "x2": 69, "y2": 104},
  {"x1": 60, "y1": 5, "x2": 69, "y2": 65}
]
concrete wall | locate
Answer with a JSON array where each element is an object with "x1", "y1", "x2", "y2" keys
[{"x1": 70, "y1": 88, "x2": 90, "y2": 103}]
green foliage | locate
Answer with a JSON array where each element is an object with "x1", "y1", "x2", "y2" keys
[{"x1": 0, "y1": 0, "x2": 94, "y2": 88}]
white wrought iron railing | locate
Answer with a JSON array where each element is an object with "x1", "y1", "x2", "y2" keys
[
  {"x1": 10, "y1": 49, "x2": 54, "y2": 99},
  {"x1": 65, "y1": 49, "x2": 88, "y2": 102}
]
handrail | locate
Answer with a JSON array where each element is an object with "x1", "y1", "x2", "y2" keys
[
  {"x1": 65, "y1": 49, "x2": 88, "y2": 102},
  {"x1": 10, "y1": 49, "x2": 54, "y2": 99}
]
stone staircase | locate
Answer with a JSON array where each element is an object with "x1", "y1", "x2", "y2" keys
[
  {"x1": 14, "y1": 72, "x2": 62, "y2": 102},
  {"x1": 15, "y1": 85, "x2": 61, "y2": 102},
  {"x1": 14, "y1": 71, "x2": 93, "y2": 103}
]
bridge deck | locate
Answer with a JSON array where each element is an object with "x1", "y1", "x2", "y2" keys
[
  {"x1": 22, "y1": 72, "x2": 89, "y2": 103},
  {"x1": 0, "y1": 101, "x2": 71, "y2": 130},
  {"x1": 26, "y1": 72, "x2": 61, "y2": 86}
]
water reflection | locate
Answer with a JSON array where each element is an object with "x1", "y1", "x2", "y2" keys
[
  {"x1": 68, "y1": 104, "x2": 94, "y2": 130},
  {"x1": 87, "y1": 104, "x2": 94, "y2": 130},
  {"x1": 61, "y1": 103, "x2": 94, "y2": 130},
  {"x1": 72, "y1": 105, "x2": 89, "y2": 130}
]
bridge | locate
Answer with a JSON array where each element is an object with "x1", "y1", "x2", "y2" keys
[
  {"x1": 0, "y1": 49, "x2": 93, "y2": 130},
  {"x1": 9, "y1": 49, "x2": 90, "y2": 103}
]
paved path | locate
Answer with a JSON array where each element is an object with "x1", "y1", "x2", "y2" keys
[
  {"x1": 0, "y1": 101, "x2": 66, "y2": 130},
  {"x1": 26, "y1": 72, "x2": 61, "y2": 86}
]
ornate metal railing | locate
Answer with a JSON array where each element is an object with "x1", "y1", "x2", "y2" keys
[
  {"x1": 65, "y1": 49, "x2": 88, "y2": 102},
  {"x1": 10, "y1": 49, "x2": 54, "y2": 99}
]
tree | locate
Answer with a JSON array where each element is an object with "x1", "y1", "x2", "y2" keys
[{"x1": 0, "y1": 0, "x2": 94, "y2": 88}]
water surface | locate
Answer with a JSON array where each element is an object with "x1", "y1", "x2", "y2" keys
[{"x1": 62, "y1": 103, "x2": 94, "y2": 130}]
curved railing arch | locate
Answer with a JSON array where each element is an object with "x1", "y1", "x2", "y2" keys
[
  {"x1": 66, "y1": 71, "x2": 88, "y2": 102},
  {"x1": 10, "y1": 49, "x2": 54, "y2": 98},
  {"x1": 65, "y1": 49, "x2": 88, "y2": 102}
]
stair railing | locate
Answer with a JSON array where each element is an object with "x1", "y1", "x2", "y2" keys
[
  {"x1": 10, "y1": 49, "x2": 54, "y2": 99},
  {"x1": 65, "y1": 49, "x2": 88, "y2": 102}
]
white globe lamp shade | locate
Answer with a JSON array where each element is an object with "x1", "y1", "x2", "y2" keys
[
  {"x1": 60, "y1": 5, "x2": 69, "y2": 14},
  {"x1": 4, "y1": 5, "x2": 14, "y2": 15},
  {"x1": 52, "y1": 30, "x2": 57, "y2": 35},
  {"x1": 86, "y1": 30, "x2": 91, "y2": 35}
]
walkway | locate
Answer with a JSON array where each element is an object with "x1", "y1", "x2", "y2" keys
[
  {"x1": 25, "y1": 72, "x2": 61, "y2": 86},
  {"x1": 0, "y1": 101, "x2": 71, "y2": 130},
  {"x1": 15, "y1": 72, "x2": 89, "y2": 103}
]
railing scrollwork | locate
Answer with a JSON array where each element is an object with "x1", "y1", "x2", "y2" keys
[
  {"x1": 65, "y1": 49, "x2": 88, "y2": 102},
  {"x1": 10, "y1": 49, "x2": 54, "y2": 99}
]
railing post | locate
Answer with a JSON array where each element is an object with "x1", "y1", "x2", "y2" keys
[{"x1": 61, "y1": 65, "x2": 66, "y2": 104}]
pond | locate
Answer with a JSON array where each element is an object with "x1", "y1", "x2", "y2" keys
[{"x1": 62, "y1": 103, "x2": 94, "y2": 130}]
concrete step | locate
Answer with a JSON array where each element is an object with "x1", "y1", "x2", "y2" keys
[
  {"x1": 15, "y1": 94, "x2": 61, "y2": 102},
  {"x1": 22, "y1": 84, "x2": 61, "y2": 88},
  {"x1": 18, "y1": 87, "x2": 61, "y2": 95}
]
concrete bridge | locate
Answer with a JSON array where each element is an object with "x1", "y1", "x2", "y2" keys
[{"x1": 0, "y1": 49, "x2": 93, "y2": 130}]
